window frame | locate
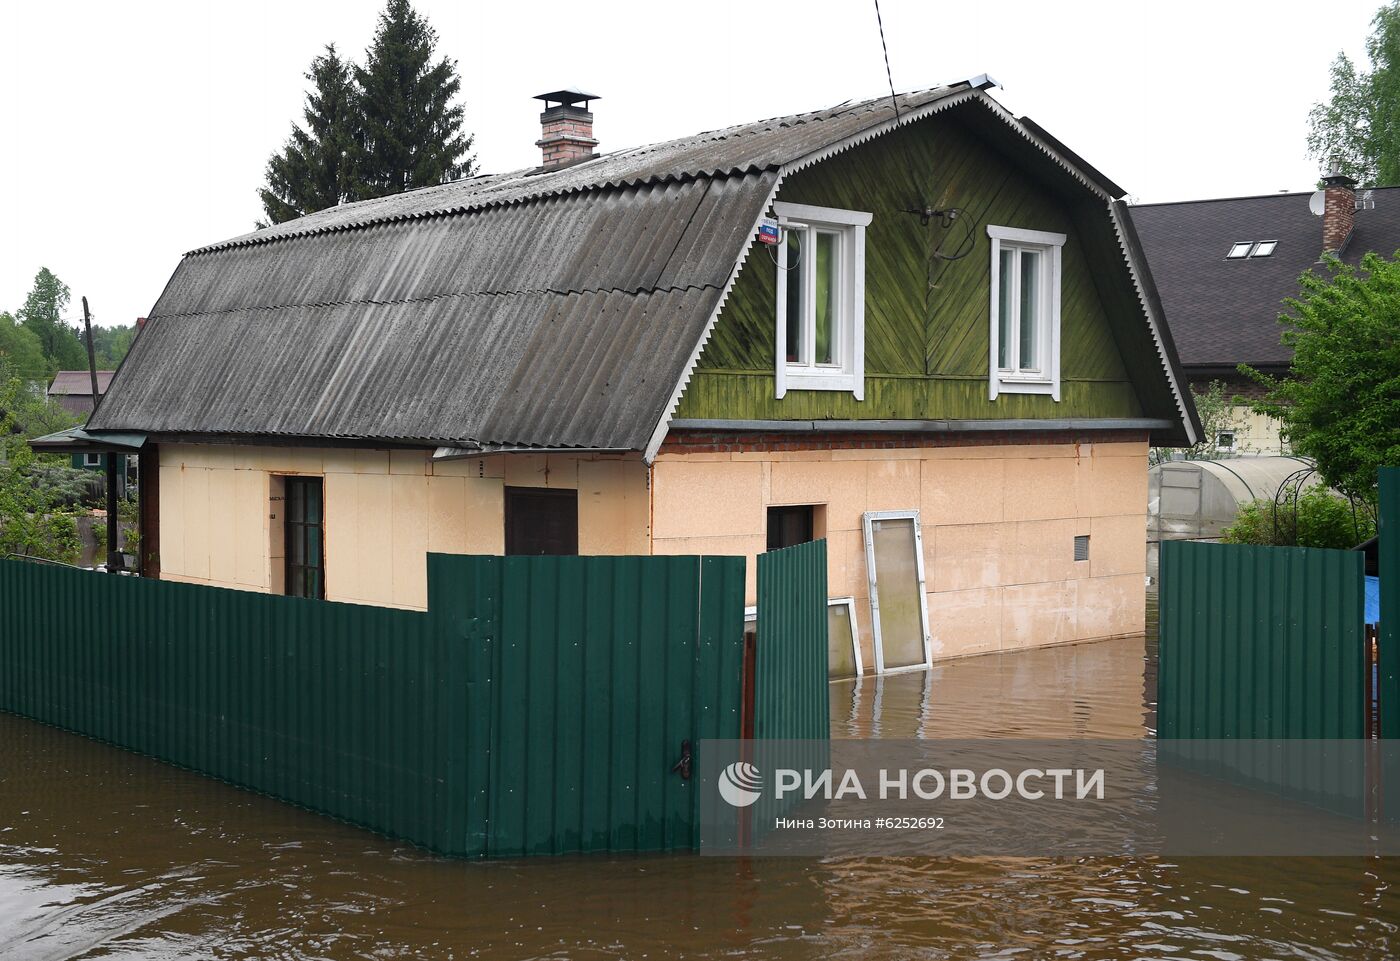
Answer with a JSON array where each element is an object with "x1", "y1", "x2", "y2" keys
[
  {"x1": 283, "y1": 476, "x2": 326, "y2": 600},
  {"x1": 504, "y1": 486, "x2": 579, "y2": 556},
  {"x1": 987, "y1": 225, "x2": 1066, "y2": 401},
  {"x1": 1226, "y1": 242, "x2": 1254, "y2": 259},
  {"x1": 1250, "y1": 240, "x2": 1277, "y2": 258},
  {"x1": 827, "y1": 595, "x2": 864, "y2": 679},
  {"x1": 773, "y1": 201, "x2": 871, "y2": 399},
  {"x1": 82, "y1": 452, "x2": 103, "y2": 468},
  {"x1": 766, "y1": 504, "x2": 816, "y2": 552},
  {"x1": 861, "y1": 508, "x2": 932, "y2": 675}
]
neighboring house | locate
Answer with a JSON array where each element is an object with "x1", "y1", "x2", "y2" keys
[
  {"x1": 48, "y1": 370, "x2": 116, "y2": 470},
  {"x1": 1130, "y1": 175, "x2": 1400, "y2": 455},
  {"x1": 49, "y1": 370, "x2": 115, "y2": 417},
  {"x1": 79, "y1": 80, "x2": 1197, "y2": 672}
]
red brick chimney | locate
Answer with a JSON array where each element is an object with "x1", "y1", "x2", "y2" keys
[
  {"x1": 1321, "y1": 163, "x2": 1357, "y2": 255},
  {"x1": 534, "y1": 88, "x2": 599, "y2": 169}
]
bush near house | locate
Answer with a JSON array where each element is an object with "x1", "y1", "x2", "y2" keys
[
  {"x1": 1222, "y1": 484, "x2": 1377, "y2": 550},
  {"x1": 1246, "y1": 251, "x2": 1400, "y2": 506},
  {"x1": 0, "y1": 362, "x2": 89, "y2": 565}
]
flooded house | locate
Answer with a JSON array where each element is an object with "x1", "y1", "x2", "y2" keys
[{"x1": 77, "y1": 79, "x2": 1198, "y2": 674}]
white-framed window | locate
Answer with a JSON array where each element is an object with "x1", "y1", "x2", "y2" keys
[
  {"x1": 1216, "y1": 430, "x2": 1236, "y2": 452},
  {"x1": 82, "y1": 452, "x2": 102, "y2": 468},
  {"x1": 773, "y1": 201, "x2": 871, "y2": 399},
  {"x1": 987, "y1": 225, "x2": 1066, "y2": 401}
]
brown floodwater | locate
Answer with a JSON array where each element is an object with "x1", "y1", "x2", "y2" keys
[{"x1": 1, "y1": 626, "x2": 1396, "y2": 959}]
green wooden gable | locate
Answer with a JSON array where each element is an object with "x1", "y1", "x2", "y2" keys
[{"x1": 675, "y1": 109, "x2": 1175, "y2": 426}]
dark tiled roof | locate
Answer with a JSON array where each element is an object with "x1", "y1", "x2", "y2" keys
[{"x1": 1129, "y1": 187, "x2": 1400, "y2": 370}]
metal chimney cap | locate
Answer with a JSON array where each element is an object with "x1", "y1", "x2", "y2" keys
[{"x1": 534, "y1": 88, "x2": 601, "y2": 108}]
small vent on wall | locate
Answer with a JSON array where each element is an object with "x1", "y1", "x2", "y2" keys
[{"x1": 1073, "y1": 535, "x2": 1090, "y2": 562}]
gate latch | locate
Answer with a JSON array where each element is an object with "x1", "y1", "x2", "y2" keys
[{"x1": 671, "y1": 739, "x2": 692, "y2": 780}]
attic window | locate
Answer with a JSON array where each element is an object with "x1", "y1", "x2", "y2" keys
[
  {"x1": 1252, "y1": 240, "x2": 1277, "y2": 257},
  {"x1": 987, "y1": 225, "x2": 1066, "y2": 401},
  {"x1": 773, "y1": 201, "x2": 871, "y2": 399},
  {"x1": 1226, "y1": 242, "x2": 1253, "y2": 259}
]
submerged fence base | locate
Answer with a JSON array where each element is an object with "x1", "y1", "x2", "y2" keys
[{"x1": 0, "y1": 553, "x2": 747, "y2": 858}]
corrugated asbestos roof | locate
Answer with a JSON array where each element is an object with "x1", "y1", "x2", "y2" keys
[
  {"x1": 193, "y1": 87, "x2": 967, "y2": 253},
  {"x1": 91, "y1": 85, "x2": 980, "y2": 450}
]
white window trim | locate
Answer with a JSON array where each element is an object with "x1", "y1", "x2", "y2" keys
[
  {"x1": 987, "y1": 225, "x2": 1065, "y2": 402},
  {"x1": 773, "y1": 201, "x2": 871, "y2": 400}
]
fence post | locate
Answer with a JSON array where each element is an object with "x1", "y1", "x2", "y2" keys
[{"x1": 1381, "y1": 469, "x2": 1399, "y2": 738}]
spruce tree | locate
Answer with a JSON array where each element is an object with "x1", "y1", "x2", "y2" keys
[
  {"x1": 258, "y1": 45, "x2": 356, "y2": 225},
  {"x1": 350, "y1": 0, "x2": 474, "y2": 200}
]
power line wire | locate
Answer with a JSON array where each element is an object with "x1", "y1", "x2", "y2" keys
[{"x1": 872, "y1": 0, "x2": 926, "y2": 208}]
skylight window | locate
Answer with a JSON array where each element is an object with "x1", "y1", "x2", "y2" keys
[
  {"x1": 1252, "y1": 240, "x2": 1277, "y2": 257},
  {"x1": 1226, "y1": 242, "x2": 1253, "y2": 259}
]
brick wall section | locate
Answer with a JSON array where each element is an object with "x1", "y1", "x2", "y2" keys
[
  {"x1": 659, "y1": 428, "x2": 1151, "y2": 455},
  {"x1": 1188, "y1": 375, "x2": 1271, "y2": 401}
]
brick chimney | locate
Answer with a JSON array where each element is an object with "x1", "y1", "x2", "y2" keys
[
  {"x1": 534, "y1": 88, "x2": 599, "y2": 169},
  {"x1": 1321, "y1": 163, "x2": 1357, "y2": 255}
]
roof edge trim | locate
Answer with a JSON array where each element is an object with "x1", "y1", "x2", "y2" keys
[
  {"x1": 642, "y1": 173, "x2": 785, "y2": 463},
  {"x1": 1110, "y1": 200, "x2": 1200, "y2": 445}
]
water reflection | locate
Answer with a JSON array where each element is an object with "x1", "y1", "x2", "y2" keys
[
  {"x1": 833, "y1": 635, "x2": 1152, "y2": 739},
  {"x1": 1, "y1": 633, "x2": 1395, "y2": 959}
]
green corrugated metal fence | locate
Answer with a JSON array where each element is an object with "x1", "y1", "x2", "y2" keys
[
  {"x1": 0, "y1": 551, "x2": 745, "y2": 858},
  {"x1": 1158, "y1": 540, "x2": 1366, "y2": 739},
  {"x1": 754, "y1": 539, "x2": 830, "y2": 740}
]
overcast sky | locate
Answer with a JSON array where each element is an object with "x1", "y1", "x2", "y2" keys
[{"x1": 0, "y1": 0, "x2": 1381, "y2": 329}]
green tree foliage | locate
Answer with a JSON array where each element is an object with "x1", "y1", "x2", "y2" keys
[
  {"x1": 1307, "y1": 1, "x2": 1400, "y2": 185},
  {"x1": 0, "y1": 311, "x2": 48, "y2": 382},
  {"x1": 89, "y1": 322, "x2": 136, "y2": 370},
  {"x1": 259, "y1": 45, "x2": 357, "y2": 225},
  {"x1": 0, "y1": 360, "x2": 86, "y2": 564},
  {"x1": 349, "y1": 0, "x2": 474, "y2": 200},
  {"x1": 1245, "y1": 252, "x2": 1400, "y2": 505},
  {"x1": 257, "y1": 2, "x2": 475, "y2": 224},
  {"x1": 1222, "y1": 484, "x2": 1376, "y2": 550},
  {"x1": 17, "y1": 268, "x2": 87, "y2": 373}
]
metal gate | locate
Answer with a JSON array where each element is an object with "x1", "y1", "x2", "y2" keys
[
  {"x1": 1158, "y1": 540, "x2": 1366, "y2": 738},
  {"x1": 446, "y1": 553, "x2": 747, "y2": 856},
  {"x1": 1160, "y1": 467, "x2": 1399, "y2": 740},
  {"x1": 753, "y1": 538, "x2": 830, "y2": 740}
]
